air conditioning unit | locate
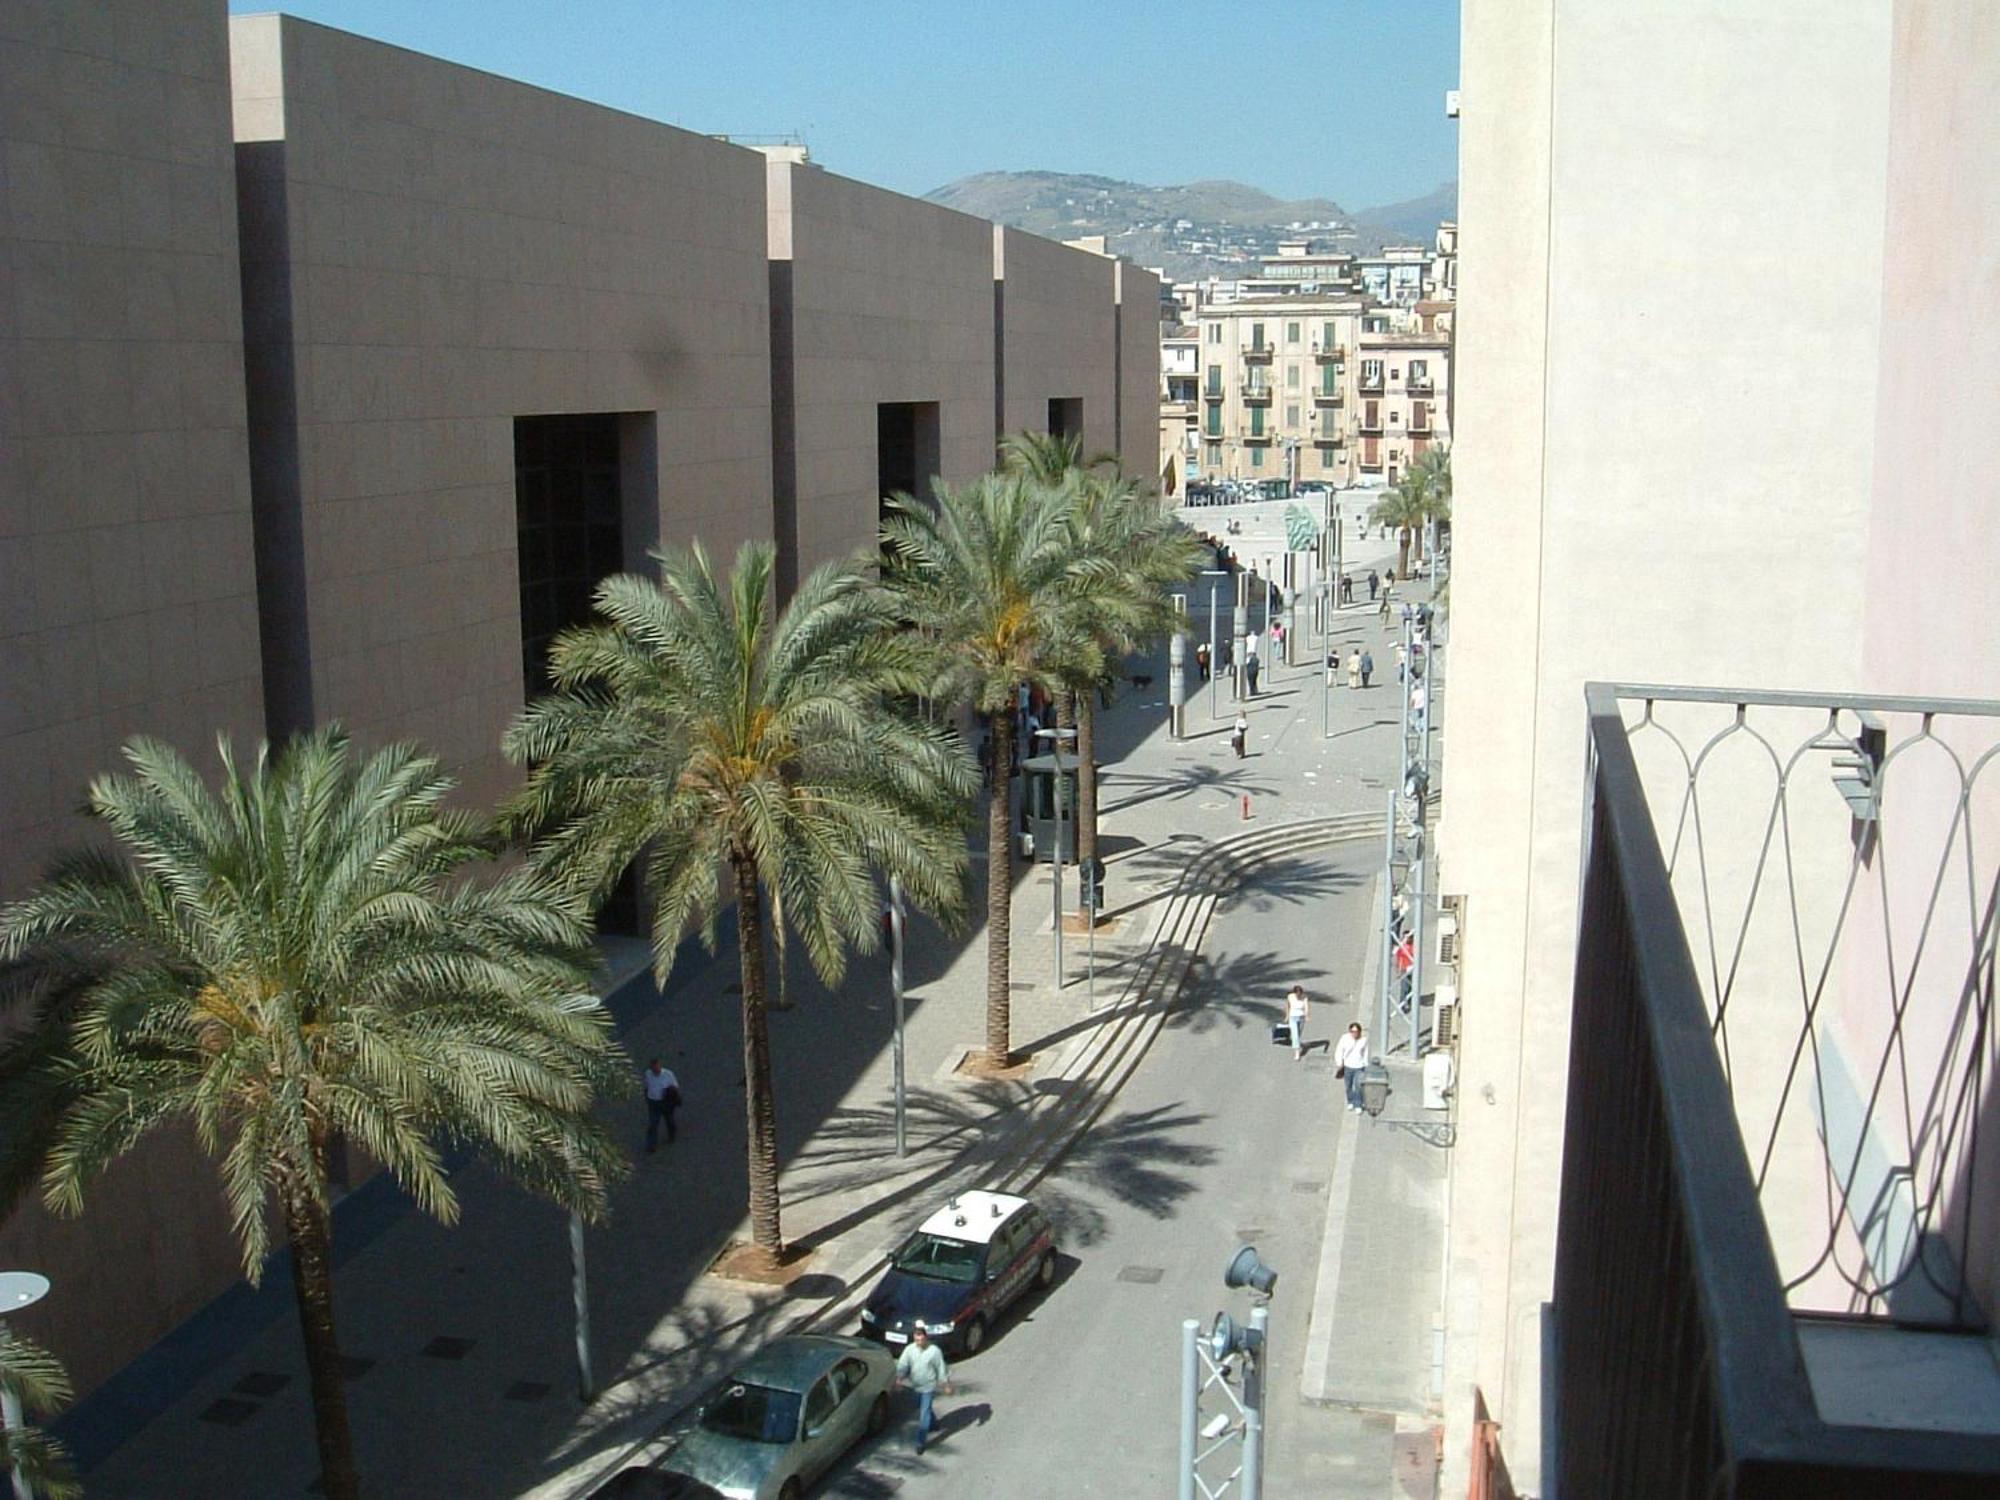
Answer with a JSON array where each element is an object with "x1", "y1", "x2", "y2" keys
[
  {"x1": 1434, "y1": 982, "x2": 1459, "y2": 1047},
  {"x1": 1436, "y1": 910, "x2": 1459, "y2": 967}
]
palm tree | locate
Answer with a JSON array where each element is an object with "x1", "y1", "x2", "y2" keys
[
  {"x1": 504, "y1": 541, "x2": 971, "y2": 1263},
  {"x1": 0, "y1": 730, "x2": 627, "y2": 1500},
  {"x1": 1371, "y1": 471, "x2": 1430, "y2": 580},
  {"x1": 0, "y1": 1327, "x2": 79, "y2": 1500},
  {"x1": 999, "y1": 433, "x2": 1204, "y2": 877},
  {"x1": 881, "y1": 473, "x2": 1081, "y2": 1067},
  {"x1": 1054, "y1": 474, "x2": 1205, "y2": 876}
]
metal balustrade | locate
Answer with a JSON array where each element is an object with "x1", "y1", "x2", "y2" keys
[{"x1": 1555, "y1": 683, "x2": 2000, "y2": 1497}]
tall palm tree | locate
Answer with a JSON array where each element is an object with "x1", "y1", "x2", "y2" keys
[
  {"x1": 0, "y1": 731, "x2": 627, "y2": 1500},
  {"x1": 504, "y1": 541, "x2": 971, "y2": 1263},
  {"x1": 0, "y1": 1327, "x2": 79, "y2": 1500},
  {"x1": 1001, "y1": 435, "x2": 1204, "y2": 877},
  {"x1": 1371, "y1": 473, "x2": 1430, "y2": 580},
  {"x1": 1054, "y1": 474, "x2": 1205, "y2": 875},
  {"x1": 881, "y1": 473, "x2": 1081, "y2": 1067}
]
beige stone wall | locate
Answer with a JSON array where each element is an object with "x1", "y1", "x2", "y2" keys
[
  {"x1": 996, "y1": 226, "x2": 1117, "y2": 458},
  {"x1": 773, "y1": 162, "x2": 994, "y2": 572},
  {"x1": 230, "y1": 15, "x2": 772, "y2": 804},
  {"x1": 1438, "y1": 1, "x2": 1895, "y2": 1490},
  {"x1": 1116, "y1": 261, "x2": 1162, "y2": 487},
  {"x1": 0, "y1": 0, "x2": 266, "y2": 1394}
]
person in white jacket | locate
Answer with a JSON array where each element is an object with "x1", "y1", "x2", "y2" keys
[{"x1": 1334, "y1": 1023, "x2": 1369, "y2": 1113}]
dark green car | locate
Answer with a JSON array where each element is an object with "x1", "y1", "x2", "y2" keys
[{"x1": 649, "y1": 1335, "x2": 897, "y2": 1500}]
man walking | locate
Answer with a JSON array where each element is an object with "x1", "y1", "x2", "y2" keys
[
  {"x1": 1360, "y1": 648, "x2": 1374, "y2": 688},
  {"x1": 643, "y1": 1057, "x2": 681, "y2": 1152},
  {"x1": 1334, "y1": 1024, "x2": 1369, "y2": 1113},
  {"x1": 893, "y1": 1325, "x2": 955, "y2": 1455},
  {"x1": 1367, "y1": 569, "x2": 1380, "y2": 602}
]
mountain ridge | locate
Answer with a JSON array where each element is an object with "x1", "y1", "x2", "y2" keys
[{"x1": 922, "y1": 170, "x2": 1455, "y2": 283}]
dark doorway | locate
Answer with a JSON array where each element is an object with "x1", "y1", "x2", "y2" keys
[
  {"x1": 514, "y1": 412, "x2": 652, "y2": 934},
  {"x1": 878, "y1": 400, "x2": 941, "y2": 533},
  {"x1": 1047, "y1": 397, "x2": 1083, "y2": 447}
]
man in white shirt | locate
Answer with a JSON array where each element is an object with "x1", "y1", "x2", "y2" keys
[
  {"x1": 892, "y1": 1326, "x2": 955, "y2": 1455},
  {"x1": 1333, "y1": 1024, "x2": 1369, "y2": 1114},
  {"x1": 643, "y1": 1058, "x2": 681, "y2": 1153}
]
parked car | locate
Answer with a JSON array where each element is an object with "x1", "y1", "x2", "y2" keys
[
  {"x1": 859, "y1": 1190, "x2": 1058, "y2": 1356},
  {"x1": 646, "y1": 1335, "x2": 895, "y2": 1500},
  {"x1": 585, "y1": 1470, "x2": 727, "y2": 1498}
]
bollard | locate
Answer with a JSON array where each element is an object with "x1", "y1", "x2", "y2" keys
[{"x1": 1241, "y1": 793, "x2": 1251, "y2": 820}]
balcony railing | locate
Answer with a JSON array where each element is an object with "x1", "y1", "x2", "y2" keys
[
  {"x1": 1241, "y1": 426, "x2": 1273, "y2": 444},
  {"x1": 1313, "y1": 387, "x2": 1343, "y2": 406},
  {"x1": 1312, "y1": 341, "x2": 1347, "y2": 362},
  {"x1": 1204, "y1": 385, "x2": 1224, "y2": 403},
  {"x1": 1359, "y1": 371, "x2": 1385, "y2": 392},
  {"x1": 1240, "y1": 382, "x2": 1274, "y2": 404},
  {"x1": 1242, "y1": 344, "x2": 1274, "y2": 363},
  {"x1": 1406, "y1": 375, "x2": 1434, "y2": 393},
  {"x1": 1556, "y1": 683, "x2": 2000, "y2": 1498},
  {"x1": 1358, "y1": 412, "x2": 1383, "y2": 434}
]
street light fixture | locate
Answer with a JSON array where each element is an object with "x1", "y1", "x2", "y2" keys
[
  {"x1": 1033, "y1": 726, "x2": 1078, "y2": 990},
  {"x1": 0, "y1": 1271, "x2": 51, "y2": 1500}
]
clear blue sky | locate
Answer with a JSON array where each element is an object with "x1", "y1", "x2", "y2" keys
[{"x1": 225, "y1": 1, "x2": 1460, "y2": 209}]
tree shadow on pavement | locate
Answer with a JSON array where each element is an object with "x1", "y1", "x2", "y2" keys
[
  {"x1": 1167, "y1": 948, "x2": 1334, "y2": 1038},
  {"x1": 1039, "y1": 1103, "x2": 1218, "y2": 1236},
  {"x1": 1215, "y1": 856, "x2": 1361, "y2": 914},
  {"x1": 1098, "y1": 762, "x2": 1278, "y2": 817}
]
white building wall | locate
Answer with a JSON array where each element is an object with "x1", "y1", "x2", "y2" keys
[{"x1": 1439, "y1": 3, "x2": 1896, "y2": 1491}]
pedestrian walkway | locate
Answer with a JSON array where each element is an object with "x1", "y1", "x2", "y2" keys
[{"x1": 59, "y1": 534, "x2": 1450, "y2": 1499}]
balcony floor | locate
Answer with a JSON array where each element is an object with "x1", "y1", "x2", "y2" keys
[{"x1": 1799, "y1": 1319, "x2": 2000, "y2": 1436}]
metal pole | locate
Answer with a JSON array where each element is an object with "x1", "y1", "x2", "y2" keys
[
  {"x1": 1378, "y1": 788, "x2": 1395, "y2": 1049},
  {"x1": 1087, "y1": 893, "x2": 1097, "y2": 1009},
  {"x1": 1052, "y1": 734, "x2": 1064, "y2": 990},
  {"x1": 1242, "y1": 1303, "x2": 1268, "y2": 1500},
  {"x1": 1321, "y1": 595, "x2": 1331, "y2": 739},
  {"x1": 1169, "y1": 631, "x2": 1187, "y2": 740},
  {"x1": 1209, "y1": 578, "x2": 1221, "y2": 721},
  {"x1": 569, "y1": 1211, "x2": 595, "y2": 1403},
  {"x1": 1232, "y1": 585, "x2": 1248, "y2": 702},
  {"x1": 1178, "y1": 1318, "x2": 1199, "y2": 1500},
  {"x1": 890, "y1": 875, "x2": 907, "y2": 1159}
]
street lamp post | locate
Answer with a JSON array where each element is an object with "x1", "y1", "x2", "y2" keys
[
  {"x1": 889, "y1": 875, "x2": 907, "y2": 1159},
  {"x1": 1, "y1": 1271, "x2": 52, "y2": 1500},
  {"x1": 1035, "y1": 726, "x2": 1077, "y2": 991}
]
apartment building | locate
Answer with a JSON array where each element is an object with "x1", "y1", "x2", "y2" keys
[
  {"x1": 1160, "y1": 321, "x2": 1200, "y2": 492},
  {"x1": 1439, "y1": 1, "x2": 2000, "y2": 1494},
  {"x1": 1354, "y1": 315, "x2": 1452, "y2": 482},
  {"x1": 1194, "y1": 298, "x2": 1364, "y2": 487},
  {"x1": 0, "y1": 0, "x2": 1154, "y2": 1408}
]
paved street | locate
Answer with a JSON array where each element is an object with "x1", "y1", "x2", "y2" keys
[{"x1": 61, "y1": 510, "x2": 1450, "y2": 1500}]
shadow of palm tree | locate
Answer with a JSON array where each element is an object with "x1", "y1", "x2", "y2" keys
[
  {"x1": 1099, "y1": 761, "x2": 1279, "y2": 817},
  {"x1": 1167, "y1": 948, "x2": 1335, "y2": 1037}
]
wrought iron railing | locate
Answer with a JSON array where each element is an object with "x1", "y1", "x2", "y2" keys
[{"x1": 1555, "y1": 683, "x2": 2000, "y2": 1498}]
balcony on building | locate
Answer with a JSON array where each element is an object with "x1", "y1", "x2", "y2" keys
[
  {"x1": 1242, "y1": 342, "x2": 1274, "y2": 363},
  {"x1": 1406, "y1": 372, "x2": 1435, "y2": 393},
  {"x1": 1241, "y1": 426, "x2": 1274, "y2": 444},
  {"x1": 1409, "y1": 404, "x2": 1432, "y2": 434},
  {"x1": 1240, "y1": 381, "x2": 1274, "y2": 404},
  {"x1": 1359, "y1": 369, "x2": 1385, "y2": 393},
  {"x1": 1546, "y1": 685, "x2": 2000, "y2": 1500},
  {"x1": 1312, "y1": 341, "x2": 1348, "y2": 363},
  {"x1": 1358, "y1": 410, "x2": 1384, "y2": 435},
  {"x1": 1204, "y1": 381, "x2": 1225, "y2": 403},
  {"x1": 1313, "y1": 384, "x2": 1343, "y2": 407}
]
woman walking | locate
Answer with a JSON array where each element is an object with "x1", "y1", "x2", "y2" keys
[
  {"x1": 1231, "y1": 710, "x2": 1249, "y2": 759},
  {"x1": 1347, "y1": 649, "x2": 1362, "y2": 690},
  {"x1": 1285, "y1": 984, "x2": 1311, "y2": 1061}
]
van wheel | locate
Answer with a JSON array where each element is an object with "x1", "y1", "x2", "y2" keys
[
  {"x1": 866, "y1": 1392, "x2": 890, "y2": 1436},
  {"x1": 778, "y1": 1483, "x2": 800, "y2": 1500},
  {"x1": 962, "y1": 1315, "x2": 987, "y2": 1356},
  {"x1": 1036, "y1": 1251, "x2": 1056, "y2": 1290}
]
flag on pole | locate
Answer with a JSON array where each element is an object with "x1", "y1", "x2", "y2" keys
[{"x1": 1284, "y1": 504, "x2": 1317, "y2": 552}]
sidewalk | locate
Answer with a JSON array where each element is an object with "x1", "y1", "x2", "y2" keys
[{"x1": 63, "y1": 535, "x2": 1440, "y2": 1498}]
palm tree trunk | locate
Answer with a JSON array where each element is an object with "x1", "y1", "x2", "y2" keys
[
  {"x1": 1076, "y1": 690, "x2": 1098, "y2": 882},
  {"x1": 1397, "y1": 528, "x2": 1411, "y2": 580},
  {"x1": 283, "y1": 1181, "x2": 359, "y2": 1500},
  {"x1": 984, "y1": 707, "x2": 1014, "y2": 1067},
  {"x1": 732, "y1": 850, "x2": 782, "y2": 1256}
]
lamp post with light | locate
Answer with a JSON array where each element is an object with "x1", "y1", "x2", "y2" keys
[{"x1": 0, "y1": 1271, "x2": 51, "y2": 1500}]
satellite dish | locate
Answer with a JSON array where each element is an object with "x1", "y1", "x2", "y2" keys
[{"x1": 0, "y1": 1272, "x2": 49, "y2": 1312}]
